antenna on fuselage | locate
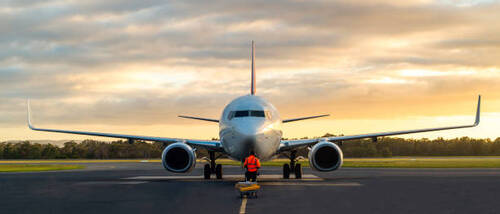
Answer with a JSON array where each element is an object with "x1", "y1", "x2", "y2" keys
[{"x1": 251, "y1": 40, "x2": 256, "y2": 95}]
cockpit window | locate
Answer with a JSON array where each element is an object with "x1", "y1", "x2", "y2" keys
[
  {"x1": 250, "y1": 110, "x2": 265, "y2": 117},
  {"x1": 265, "y1": 111, "x2": 272, "y2": 119},
  {"x1": 234, "y1": 111, "x2": 249, "y2": 117},
  {"x1": 228, "y1": 110, "x2": 270, "y2": 120}
]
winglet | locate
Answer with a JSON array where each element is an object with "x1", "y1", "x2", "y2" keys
[
  {"x1": 27, "y1": 99, "x2": 35, "y2": 130},
  {"x1": 474, "y1": 95, "x2": 481, "y2": 126}
]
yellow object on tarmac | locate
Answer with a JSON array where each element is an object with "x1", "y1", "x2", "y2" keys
[
  {"x1": 235, "y1": 181, "x2": 261, "y2": 198},
  {"x1": 239, "y1": 184, "x2": 260, "y2": 192}
]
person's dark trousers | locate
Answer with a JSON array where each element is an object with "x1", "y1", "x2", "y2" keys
[{"x1": 245, "y1": 171, "x2": 257, "y2": 182}]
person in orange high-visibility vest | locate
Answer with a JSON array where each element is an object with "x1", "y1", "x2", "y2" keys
[{"x1": 244, "y1": 151, "x2": 261, "y2": 182}]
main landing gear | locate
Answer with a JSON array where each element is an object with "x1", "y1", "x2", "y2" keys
[
  {"x1": 282, "y1": 150, "x2": 302, "y2": 179},
  {"x1": 204, "y1": 151, "x2": 223, "y2": 179}
]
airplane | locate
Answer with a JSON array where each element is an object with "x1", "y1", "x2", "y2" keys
[{"x1": 27, "y1": 41, "x2": 481, "y2": 180}]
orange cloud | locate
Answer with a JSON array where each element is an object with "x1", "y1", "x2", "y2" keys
[{"x1": 0, "y1": 0, "x2": 499, "y2": 141}]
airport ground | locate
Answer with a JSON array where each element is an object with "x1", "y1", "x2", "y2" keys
[
  {"x1": 5, "y1": 156, "x2": 500, "y2": 171},
  {"x1": 2, "y1": 161, "x2": 500, "y2": 214}
]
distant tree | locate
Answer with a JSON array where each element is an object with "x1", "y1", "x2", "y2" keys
[{"x1": 1, "y1": 135, "x2": 500, "y2": 159}]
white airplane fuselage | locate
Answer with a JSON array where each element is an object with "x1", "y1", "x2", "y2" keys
[{"x1": 219, "y1": 95, "x2": 282, "y2": 161}]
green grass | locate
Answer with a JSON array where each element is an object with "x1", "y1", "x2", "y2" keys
[
  {"x1": 0, "y1": 160, "x2": 162, "y2": 164},
  {"x1": 0, "y1": 164, "x2": 85, "y2": 172},
  {"x1": 215, "y1": 158, "x2": 500, "y2": 168},
  {"x1": 343, "y1": 159, "x2": 500, "y2": 168},
  {"x1": 4, "y1": 157, "x2": 500, "y2": 168}
]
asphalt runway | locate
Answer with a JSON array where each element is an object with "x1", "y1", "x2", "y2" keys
[{"x1": 2, "y1": 162, "x2": 500, "y2": 214}]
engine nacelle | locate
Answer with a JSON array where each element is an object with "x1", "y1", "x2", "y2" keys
[
  {"x1": 161, "y1": 143, "x2": 196, "y2": 173},
  {"x1": 308, "y1": 141, "x2": 343, "y2": 172}
]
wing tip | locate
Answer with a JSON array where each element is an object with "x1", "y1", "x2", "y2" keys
[
  {"x1": 27, "y1": 99, "x2": 35, "y2": 130},
  {"x1": 474, "y1": 94, "x2": 481, "y2": 126}
]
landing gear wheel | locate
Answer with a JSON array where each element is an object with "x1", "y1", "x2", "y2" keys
[
  {"x1": 215, "y1": 164, "x2": 223, "y2": 179},
  {"x1": 294, "y1": 163, "x2": 302, "y2": 179},
  {"x1": 204, "y1": 164, "x2": 211, "y2": 179},
  {"x1": 283, "y1": 163, "x2": 290, "y2": 179}
]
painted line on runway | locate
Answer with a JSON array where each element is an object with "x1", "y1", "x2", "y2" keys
[
  {"x1": 75, "y1": 181, "x2": 149, "y2": 185},
  {"x1": 122, "y1": 174, "x2": 321, "y2": 181},
  {"x1": 119, "y1": 181, "x2": 149, "y2": 185},
  {"x1": 259, "y1": 182, "x2": 362, "y2": 187},
  {"x1": 239, "y1": 197, "x2": 247, "y2": 214}
]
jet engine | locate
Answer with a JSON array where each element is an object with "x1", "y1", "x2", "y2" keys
[
  {"x1": 308, "y1": 141, "x2": 343, "y2": 171},
  {"x1": 161, "y1": 142, "x2": 196, "y2": 173}
]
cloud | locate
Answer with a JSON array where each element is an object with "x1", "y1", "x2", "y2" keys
[{"x1": 0, "y1": 0, "x2": 499, "y2": 139}]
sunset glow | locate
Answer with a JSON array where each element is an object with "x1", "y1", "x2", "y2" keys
[{"x1": 1, "y1": 0, "x2": 499, "y2": 141}]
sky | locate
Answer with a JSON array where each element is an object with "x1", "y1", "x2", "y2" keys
[{"x1": 0, "y1": 0, "x2": 499, "y2": 141}]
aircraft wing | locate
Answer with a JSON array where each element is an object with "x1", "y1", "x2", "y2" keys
[
  {"x1": 27, "y1": 102, "x2": 223, "y2": 152},
  {"x1": 280, "y1": 95, "x2": 481, "y2": 152}
]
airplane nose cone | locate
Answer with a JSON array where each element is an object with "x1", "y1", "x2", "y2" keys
[
  {"x1": 229, "y1": 119, "x2": 276, "y2": 159},
  {"x1": 234, "y1": 126, "x2": 261, "y2": 136},
  {"x1": 242, "y1": 137, "x2": 256, "y2": 148},
  {"x1": 234, "y1": 122, "x2": 268, "y2": 137}
]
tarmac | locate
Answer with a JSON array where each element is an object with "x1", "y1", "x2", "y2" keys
[{"x1": 2, "y1": 162, "x2": 500, "y2": 214}]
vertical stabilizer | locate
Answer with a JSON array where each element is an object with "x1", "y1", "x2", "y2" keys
[{"x1": 251, "y1": 41, "x2": 256, "y2": 95}]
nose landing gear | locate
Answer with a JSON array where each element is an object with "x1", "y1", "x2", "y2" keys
[
  {"x1": 204, "y1": 151, "x2": 223, "y2": 179},
  {"x1": 282, "y1": 150, "x2": 302, "y2": 179}
]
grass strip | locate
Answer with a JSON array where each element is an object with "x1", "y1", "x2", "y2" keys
[
  {"x1": 0, "y1": 160, "x2": 162, "y2": 164},
  {"x1": 214, "y1": 158, "x2": 500, "y2": 168},
  {"x1": 4, "y1": 158, "x2": 500, "y2": 168},
  {"x1": 0, "y1": 164, "x2": 85, "y2": 172}
]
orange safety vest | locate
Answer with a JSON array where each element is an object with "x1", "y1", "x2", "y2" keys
[{"x1": 244, "y1": 155, "x2": 261, "y2": 172}]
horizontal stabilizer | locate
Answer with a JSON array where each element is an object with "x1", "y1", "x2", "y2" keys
[
  {"x1": 283, "y1": 114, "x2": 330, "y2": 123},
  {"x1": 178, "y1": 115, "x2": 219, "y2": 123}
]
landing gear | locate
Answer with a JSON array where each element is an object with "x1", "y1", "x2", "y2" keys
[
  {"x1": 204, "y1": 151, "x2": 223, "y2": 180},
  {"x1": 216, "y1": 164, "x2": 223, "y2": 179},
  {"x1": 294, "y1": 163, "x2": 302, "y2": 179},
  {"x1": 204, "y1": 164, "x2": 211, "y2": 179},
  {"x1": 282, "y1": 150, "x2": 302, "y2": 179},
  {"x1": 283, "y1": 163, "x2": 290, "y2": 179},
  {"x1": 210, "y1": 151, "x2": 217, "y2": 173},
  {"x1": 289, "y1": 150, "x2": 297, "y2": 172}
]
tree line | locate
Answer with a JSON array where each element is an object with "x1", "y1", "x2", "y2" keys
[
  {"x1": 0, "y1": 140, "x2": 164, "y2": 159},
  {"x1": 1, "y1": 136, "x2": 500, "y2": 159}
]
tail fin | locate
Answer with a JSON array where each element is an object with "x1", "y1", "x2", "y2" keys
[{"x1": 251, "y1": 40, "x2": 256, "y2": 95}]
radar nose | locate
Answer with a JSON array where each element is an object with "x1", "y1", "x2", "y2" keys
[
  {"x1": 243, "y1": 137, "x2": 256, "y2": 149},
  {"x1": 234, "y1": 122, "x2": 266, "y2": 137}
]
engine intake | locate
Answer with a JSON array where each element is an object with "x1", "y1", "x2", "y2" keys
[
  {"x1": 309, "y1": 141, "x2": 343, "y2": 171},
  {"x1": 162, "y1": 143, "x2": 196, "y2": 173}
]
